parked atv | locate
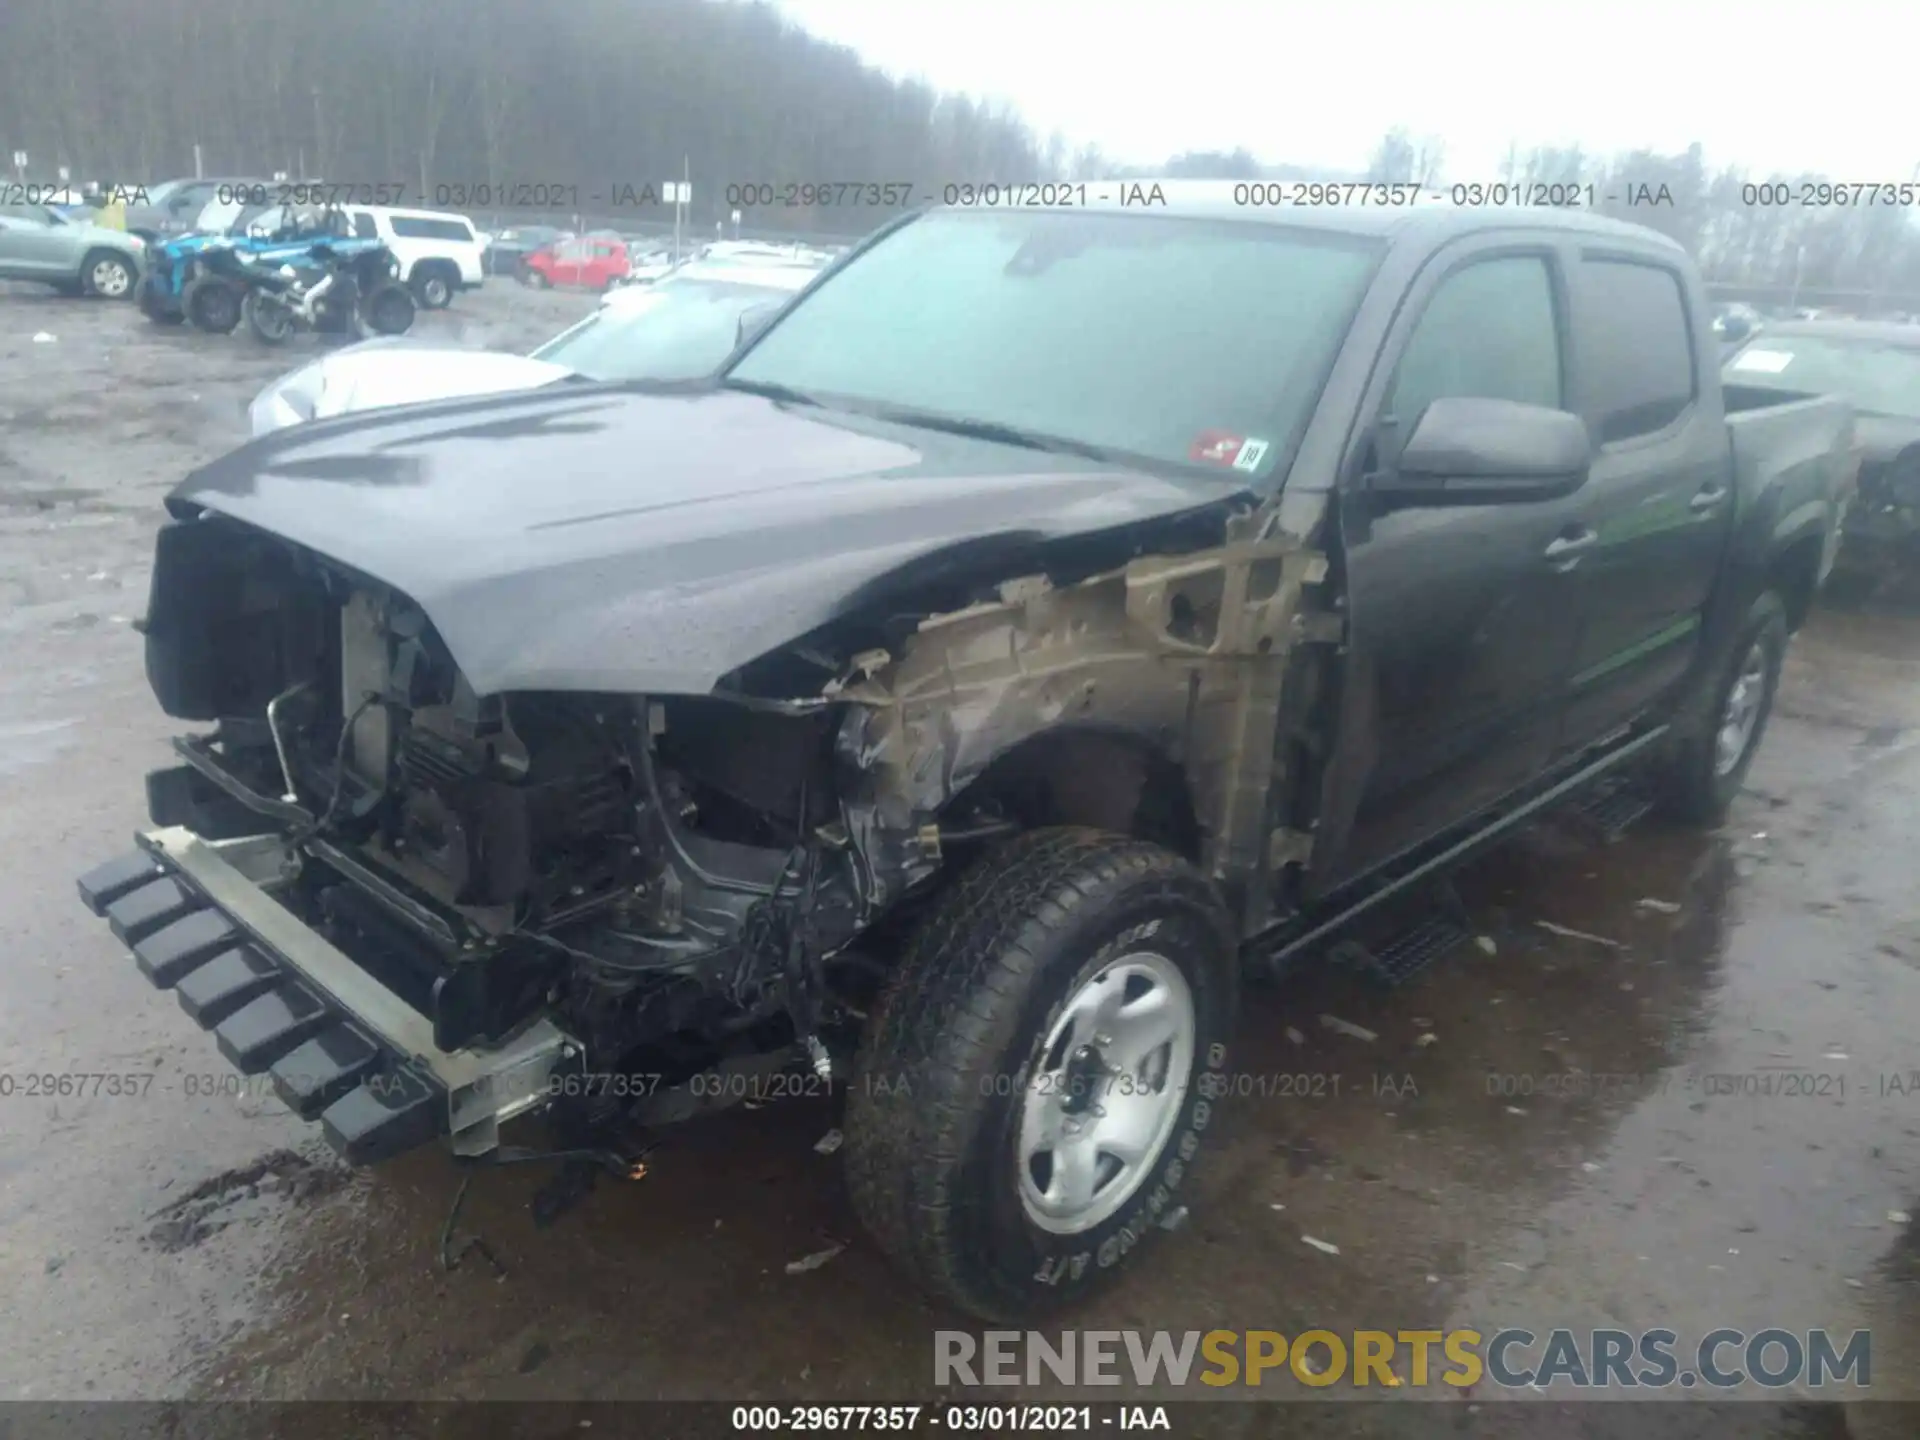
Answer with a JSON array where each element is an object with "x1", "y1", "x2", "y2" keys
[
  {"x1": 137, "y1": 204, "x2": 377, "y2": 336},
  {"x1": 138, "y1": 238, "x2": 253, "y2": 333},
  {"x1": 208, "y1": 241, "x2": 415, "y2": 345}
]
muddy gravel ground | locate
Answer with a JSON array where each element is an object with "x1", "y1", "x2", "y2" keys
[{"x1": 1, "y1": 280, "x2": 1918, "y2": 1439}]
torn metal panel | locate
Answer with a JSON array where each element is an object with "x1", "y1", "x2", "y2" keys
[{"x1": 836, "y1": 530, "x2": 1329, "y2": 931}]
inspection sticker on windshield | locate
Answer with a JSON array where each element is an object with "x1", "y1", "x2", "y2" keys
[
  {"x1": 1732, "y1": 348, "x2": 1794, "y2": 374},
  {"x1": 1189, "y1": 431, "x2": 1270, "y2": 469}
]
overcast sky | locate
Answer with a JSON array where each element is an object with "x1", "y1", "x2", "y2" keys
[{"x1": 775, "y1": 0, "x2": 1912, "y2": 182}]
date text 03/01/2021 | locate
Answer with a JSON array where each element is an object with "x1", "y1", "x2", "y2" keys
[
  {"x1": 728, "y1": 1404, "x2": 1171, "y2": 1432},
  {"x1": 178, "y1": 175, "x2": 1920, "y2": 214}
]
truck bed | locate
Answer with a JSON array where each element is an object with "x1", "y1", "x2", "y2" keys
[{"x1": 1723, "y1": 387, "x2": 1856, "y2": 573}]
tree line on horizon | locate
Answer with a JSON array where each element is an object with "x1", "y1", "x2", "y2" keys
[
  {"x1": 4, "y1": 0, "x2": 1914, "y2": 302},
  {"x1": 1128, "y1": 132, "x2": 1920, "y2": 305}
]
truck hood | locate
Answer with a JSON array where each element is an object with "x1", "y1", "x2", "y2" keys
[
  {"x1": 248, "y1": 339, "x2": 572, "y2": 435},
  {"x1": 173, "y1": 385, "x2": 1246, "y2": 696}
]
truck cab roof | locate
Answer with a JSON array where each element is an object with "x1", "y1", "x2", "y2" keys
[{"x1": 955, "y1": 187, "x2": 1686, "y2": 254}]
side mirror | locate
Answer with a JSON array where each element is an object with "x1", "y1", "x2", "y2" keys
[
  {"x1": 1370, "y1": 396, "x2": 1590, "y2": 506},
  {"x1": 735, "y1": 301, "x2": 783, "y2": 350}
]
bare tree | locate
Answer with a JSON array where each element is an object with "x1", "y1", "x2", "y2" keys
[{"x1": 1365, "y1": 128, "x2": 1418, "y2": 184}]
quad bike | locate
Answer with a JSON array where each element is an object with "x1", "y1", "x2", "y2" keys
[
  {"x1": 137, "y1": 203, "x2": 396, "y2": 337},
  {"x1": 139, "y1": 236, "x2": 271, "y2": 334},
  {"x1": 209, "y1": 239, "x2": 415, "y2": 346}
]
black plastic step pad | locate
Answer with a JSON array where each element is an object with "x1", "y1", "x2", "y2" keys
[
  {"x1": 272, "y1": 1024, "x2": 384, "y2": 1119},
  {"x1": 214, "y1": 981, "x2": 331, "y2": 1073},
  {"x1": 321, "y1": 1064, "x2": 441, "y2": 1165},
  {"x1": 1369, "y1": 914, "x2": 1470, "y2": 986},
  {"x1": 104, "y1": 876, "x2": 201, "y2": 944},
  {"x1": 78, "y1": 852, "x2": 165, "y2": 915},
  {"x1": 176, "y1": 946, "x2": 282, "y2": 1025},
  {"x1": 133, "y1": 909, "x2": 242, "y2": 988}
]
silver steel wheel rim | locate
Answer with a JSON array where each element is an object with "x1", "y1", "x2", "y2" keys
[
  {"x1": 1017, "y1": 951, "x2": 1196, "y2": 1235},
  {"x1": 426, "y1": 278, "x2": 448, "y2": 304},
  {"x1": 92, "y1": 259, "x2": 130, "y2": 296},
  {"x1": 1715, "y1": 639, "x2": 1769, "y2": 776}
]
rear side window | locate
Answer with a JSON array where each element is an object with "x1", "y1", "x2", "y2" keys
[
  {"x1": 1386, "y1": 256, "x2": 1562, "y2": 428},
  {"x1": 390, "y1": 216, "x2": 475, "y2": 242},
  {"x1": 1574, "y1": 259, "x2": 1696, "y2": 442}
]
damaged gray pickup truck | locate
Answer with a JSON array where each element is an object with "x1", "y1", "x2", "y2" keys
[{"x1": 80, "y1": 198, "x2": 1856, "y2": 1322}]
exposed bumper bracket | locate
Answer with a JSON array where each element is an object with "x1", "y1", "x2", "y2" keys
[{"x1": 78, "y1": 826, "x2": 577, "y2": 1162}]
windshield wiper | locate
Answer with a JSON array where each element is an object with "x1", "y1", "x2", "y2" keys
[
  {"x1": 846, "y1": 403, "x2": 1120, "y2": 463},
  {"x1": 723, "y1": 377, "x2": 826, "y2": 409}
]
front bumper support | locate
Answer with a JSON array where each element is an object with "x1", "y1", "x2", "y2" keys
[{"x1": 78, "y1": 827, "x2": 577, "y2": 1163}]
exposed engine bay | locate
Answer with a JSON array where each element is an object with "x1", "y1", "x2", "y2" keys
[
  {"x1": 140, "y1": 501, "x2": 1326, "y2": 1124},
  {"x1": 142, "y1": 515, "x2": 1001, "y2": 1116}
]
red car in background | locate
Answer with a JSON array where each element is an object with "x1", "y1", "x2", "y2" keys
[{"x1": 523, "y1": 235, "x2": 631, "y2": 290}]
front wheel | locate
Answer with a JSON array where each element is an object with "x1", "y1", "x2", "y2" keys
[
  {"x1": 523, "y1": 267, "x2": 550, "y2": 289},
  {"x1": 82, "y1": 250, "x2": 137, "y2": 299},
  {"x1": 361, "y1": 282, "x2": 415, "y2": 336},
  {"x1": 410, "y1": 264, "x2": 454, "y2": 309},
  {"x1": 1654, "y1": 590, "x2": 1788, "y2": 826},
  {"x1": 844, "y1": 828, "x2": 1237, "y2": 1322},
  {"x1": 183, "y1": 277, "x2": 241, "y2": 334},
  {"x1": 243, "y1": 291, "x2": 295, "y2": 345}
]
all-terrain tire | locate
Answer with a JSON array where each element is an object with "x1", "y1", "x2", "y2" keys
[
  {"x1": 843, "y1": 827, "x2": 1236, "y2": 1322},
  {"x1": 361, "y1": 282, "x2": 415, "y2": 336},
  {"x1": 242, "y1": 291, "x2": 293, "y2": 345},
  {"x1": 1655, "y1": 590, "x2": 1789, "y2": 827},
  {"x1": 183, "y1": 276, "x2": 241, "y2": 334}
]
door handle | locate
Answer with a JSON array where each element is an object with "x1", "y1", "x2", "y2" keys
[
  {"x1": 1689, "y1": 485, "x2": 1730, "y2": 513},
  {"x1": 1543, "y1": 527, "x2": 1598, "y2": 568}
]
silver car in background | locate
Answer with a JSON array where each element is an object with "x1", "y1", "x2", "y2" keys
[
  {"x1": 0, "y1": 204, "x2": 146, "y2": 298},
  {"x1": 247, "y1": 258, "x2": 825, "y2": 434}
]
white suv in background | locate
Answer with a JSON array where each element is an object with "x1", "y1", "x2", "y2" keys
[{"x1": 343, "y1": 206, "x2": 485, "y2": 309}]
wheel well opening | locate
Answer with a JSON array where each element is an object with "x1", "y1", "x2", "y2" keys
[
  {"x1": 1770, "y1": 534, "x2": 1825, "y2": 632},
  {"x1": 944, "y1": 728, "x2": 1202, "y2": 862}
]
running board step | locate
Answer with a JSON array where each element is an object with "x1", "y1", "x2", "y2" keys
[
  {"x1": 1338, "y1": 914, "x2": 1472, "y2": 986},
  {"x1": 1563, "y1": 777, "x2": 1654, "y2": 843},
  {"x1": 1327, "y1": 880, "x2": 1475, "y2": 988}
]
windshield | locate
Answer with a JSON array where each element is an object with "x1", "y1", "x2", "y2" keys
[
  {"x1": 531, "y1": 277, "x2": 801, "y2": 381},
  {"x1": 724, "y1": 208, "x2": 1381, "y2": 476},
  {"x1": 1725, "y1": 335, "x2": 1920, "y2": 420}
]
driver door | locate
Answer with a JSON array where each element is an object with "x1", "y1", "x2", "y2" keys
[{"x1": 1313, "y1": 240, "x2": 1591, "y2": 891}]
